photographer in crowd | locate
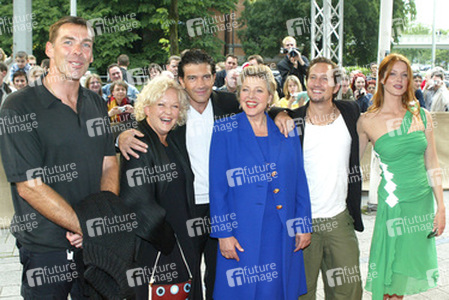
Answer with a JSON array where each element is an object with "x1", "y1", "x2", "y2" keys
[
  {"x1": 351, "y1": 72, "x2": 370, "y2": 112},
  {"x1": 277, "y1": 36, "x2": 309, "y2": 91},
  {"x1": 424, "y1": 68, "x2": 449, "y2": 112}
]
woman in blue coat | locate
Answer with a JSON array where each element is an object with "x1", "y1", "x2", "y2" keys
[{"x1": 209, "y1": 65, "x2": 312, "y2": 300}]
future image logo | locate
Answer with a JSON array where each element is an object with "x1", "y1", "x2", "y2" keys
[
  {"x1": 86, "y1": 214, "x2": 138, "y2": 237},
  {"x1": 186, "y1": 13, "x2": 237, "y2": 38},
  {"x1": 26, "y1": 263, "x2": 78, "y2": 287},
  {"x1": 325, "y1": 266, "x2": 361, "y2": 287},
  {"x1": 186, "y1": 213, "x2": 238, "y2": 237},
  {"x1": 386, "y1": 213, "x2": 434, "y2": 237},
  {"x1": 226, "y1": 163, "x2": 277, "y2": 187},
  {"x1": 186, "y1": 18, "x2": 205, "y2": 37},
  {"x1": 226, "y1": 264, "x2": 278, "y2": 288},
  {"x1": 87, "y1": 14, "x2": 139, "y2": 37},
  {"x1": 286, "y1": 17, "x2": 310, "y2": 37},
  {"x1": 286, "y1": 216, "x2": 312, "y2": 237}
]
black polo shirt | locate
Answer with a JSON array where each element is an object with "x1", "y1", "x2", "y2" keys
[{"x1": 0, "y1": 81, "x2": 115, "y2": 252}]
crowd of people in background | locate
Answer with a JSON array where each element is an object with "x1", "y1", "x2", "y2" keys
[{"x1": 1, "y1": 35, "x2": 448, "y2": 115}]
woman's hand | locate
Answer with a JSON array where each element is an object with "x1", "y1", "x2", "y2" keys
[
  {"x1": 294, "y1": 233, "x2": 311, "y2": 252},
  {"x1": 219, "y1": 237, "x2": 244, "y2": 261},
  {"x1": 434, "y1": 207, "x2": 446, "y2": 237}
]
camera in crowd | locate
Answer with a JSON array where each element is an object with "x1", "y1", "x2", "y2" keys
[
  {"x1": 357, "y1": 89, "x2": 365, "y2": 98},
  {"x1": 282, "y1": 47, "x2": 301, "y2": 58}
]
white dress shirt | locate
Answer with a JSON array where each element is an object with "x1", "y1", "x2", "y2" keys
[{"x1": 186, "y1": 100, "x2": 215, "y2": 205}]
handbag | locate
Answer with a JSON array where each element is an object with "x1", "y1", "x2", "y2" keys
[{"x1": 148, "y1": 235, "x2": 192, "y2": 299}]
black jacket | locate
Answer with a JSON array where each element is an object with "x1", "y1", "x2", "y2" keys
[
  {"x1": 170, "y1": 90, "x2": 240, "y2": 148},
  {"x1": 214, "y1": 69, "x2": 227, "y2": 88},
  {"x1": 270, "y1": 100, "x2": 364, "y2": 232},
  {"x1": 170, "y1": 90, "x2": 240, "y2": 211},
  {"x1": 73, "y1": 191, "x2": 137, "y2": 300},
  {"x1": 120, "y1": 120, "x2": 195, "y2": 255},
  {"x1": 277, "y1": 56, "x2": 309, "y2": 91}
]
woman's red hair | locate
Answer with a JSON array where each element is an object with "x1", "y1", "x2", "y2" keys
[{"x1": 368, "y1": 53, "x2": 418, "y2": 114}]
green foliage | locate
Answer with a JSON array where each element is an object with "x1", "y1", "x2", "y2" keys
[
  {"x1": 345, "y1": 66, "x2": 370, "y2": 76},
  {"x1": 0, "y1": 0, "x2": 237, "y2": 74},
  {"x1": 238, "y1": 0, "x2": 416, "y2": 66},
  {"x1": 238, "y1": 0, "x2": 310, "y2": 59}
]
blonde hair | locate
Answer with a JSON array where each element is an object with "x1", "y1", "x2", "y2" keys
[
  {"x1": 283, "y1": 75, "x2": 302, "y2": 100},
  {"x1": 237, "y1": 65, "x2": 277, "y2": 109},
  {"x1": 282, "y1": 36, "x2": 296, "y2": 47},
  {"x1": 368, "y1": 53, "x2": 418, "y2": 114},
  {"x1": 134, "y1": 76, "x2": 190, "y2": 127}
]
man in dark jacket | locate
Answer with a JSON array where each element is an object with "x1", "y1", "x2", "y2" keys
[
  {"x1": 213, "y1": 54, "x2": 238, "y2": 89},
  {"x1": 277, "y1": 36, "x2": 309, "y2": 91}
]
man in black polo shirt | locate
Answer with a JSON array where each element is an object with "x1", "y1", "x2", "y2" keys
[{"x1": 0, "y1": 16, "x2": 118, "y2": 299}]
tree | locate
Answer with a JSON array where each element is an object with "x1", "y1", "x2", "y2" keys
[
  {"x1": 238, "y1": 0, "x2": 416, "y2": 66},
  {"x1": 0, "y1": 0, "x2": 237, "y2": 74}
]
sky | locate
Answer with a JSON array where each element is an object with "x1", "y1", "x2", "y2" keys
[{"x1": 413, "y1": 0, "x2": 449, "y2": 29}]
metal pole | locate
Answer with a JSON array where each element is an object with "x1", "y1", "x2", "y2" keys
[
  {"x1": 70, "y1": 0, "x2": 77, "y2": 17},
  {"x1": 13, "y1": 0, "x2": 33, "y2": 56},
  {"x1": 323, "y1": 0, "x2": 330, "y2": 58},
  {"x1": 311, "y1": 1, "x2": 316, "y2": 59},
  {"x1": 377, "y1": 0, "x2": 394, "y2": 65},
  {"x1": 431, "y1": 0, "x2": 436, "y2": 67},
  {"x1": 338, "y1": 0, "x2": 344, "y2": 66}
]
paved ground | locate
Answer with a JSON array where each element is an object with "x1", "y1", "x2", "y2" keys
[{"x1": 2, "y1": 193, "x2": 449, "y2": 299}]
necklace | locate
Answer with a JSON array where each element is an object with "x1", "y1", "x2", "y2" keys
[{"x1": 306, "y1": 104, "x2": 338, "y2": 125}]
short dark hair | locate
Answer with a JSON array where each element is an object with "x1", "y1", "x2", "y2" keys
[
  {"x1": 226, "y1": 54, "x2": 238, "y2": 61},
  {"x1": 413, "y1": 73, "x2": 422, "y2": 80},
  {"x1": 110, "y1": 80, "x2": 128, "y2": 93},
  {"x1": 148, "y1": 63, "x2": 162, "y2": 73},
  {"x1": 307, "y1": 56, "x2": 339, "y2": 86},
  {"x1": 0, "y1": 62, "x2": 7, "y2": 73},
  {"x1": 13, "y1": 70, "x2": 28, "y2": 83},
  {"x1": 49, "y1": 16, "x2": 93, "y2": 44},
  {"x1": 15, "y1": 51, "x2": 28, "y2": 60},
  {"x1": 117, "y1": 54, "x2": 129, "y2": 67},
  {"x1": 178, "y1": 49, "x2": 216, "y2": 79},
  {"x1": 107, "y1": 63, "x2": 120, "y2": 74},
  {"x1": 248, "y1": 54, "x2": 264, "y2": 65}
]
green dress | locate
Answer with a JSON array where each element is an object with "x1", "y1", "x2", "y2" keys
[{"x1": 365, "y1": 108, "x2": 438, "y2": 299}]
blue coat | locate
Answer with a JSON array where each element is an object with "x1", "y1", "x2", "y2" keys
[{"x1": 209, "y1": 112, "x2": 312, "y2": 300}]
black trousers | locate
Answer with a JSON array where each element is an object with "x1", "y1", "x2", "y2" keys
[
  {"x1": 193, "y1": 204, "x2": 218, "y2": 300},
  {"x1": 17, "y1": 242, "x2": 88, "y2": 300}
]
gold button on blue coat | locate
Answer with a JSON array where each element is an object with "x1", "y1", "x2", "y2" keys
[
  {"x1": 276, "y1": 205, "x2": 283, "y2": 210},
  {"x1": 273, "y1": 188, "x2": 280, "y2": 194}
]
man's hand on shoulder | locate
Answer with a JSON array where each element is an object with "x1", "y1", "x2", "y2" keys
[{"x1": 118, "y1": 129, "x2": 147, "y2": 160}]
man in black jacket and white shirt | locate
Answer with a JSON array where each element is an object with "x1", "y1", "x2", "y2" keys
[{"x1": 273, "y1": 57, "x2": 363, "y2": 300}]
